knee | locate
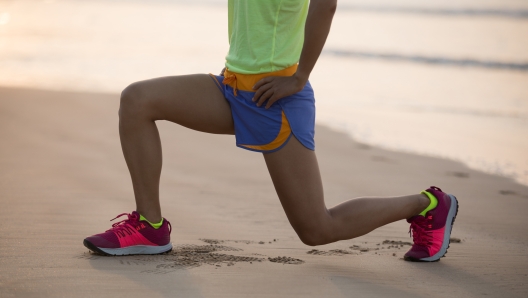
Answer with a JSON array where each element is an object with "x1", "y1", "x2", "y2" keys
[
  {"x1": 294, "y1": 225, "x2": 331, "y2": 247},
  {"x1": 119, "y1": 82, "x2": 148, "y2": 120}
]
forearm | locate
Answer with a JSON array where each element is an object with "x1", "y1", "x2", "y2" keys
[{"x1": 295, "y1": 0, "x2": 337, "y2": 83}]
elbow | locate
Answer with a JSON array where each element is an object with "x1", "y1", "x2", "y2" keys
[
  {"x1": 313, "y1": 0, "x2": 337, "y2": 15},
  {"x1": 328, "y1": 0, "x2": 337, "y2": 15}
]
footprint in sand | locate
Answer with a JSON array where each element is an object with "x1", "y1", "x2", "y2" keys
[
  {"x1": 142, "y1": 244, "x2": 264, "y2": 273},
  {"x1": 268, "y1": 256, "x2": 304, "y2": 264},
  {"x1": 84, "y1": 239, "x2": 310, "y2": 274},
  {"x1": 499, "y1": 190, "x2": 516, "y2": 196},
  {"x1": 382, "y1": 240, "x2": 412, "y2": 246},
  {"x1": 307, "y1": 249, "x2": 356, "y2": 256},
  {"x1": 357, "y1": 144, "x2": 371, "y2": 150},
  {"x1": 448, "y1": 171, "x2": 470, "y2": 178},
  {"x1": 371, "y1": 155, "x2": 395, "y2": 163},
  {"x1": 200, "y1": 238, "x2": 253, "y2": 245}
]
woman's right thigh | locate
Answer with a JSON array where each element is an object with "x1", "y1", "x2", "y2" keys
[{"x1": 120, "y1": 74, "x2": 234, "y2": 135}]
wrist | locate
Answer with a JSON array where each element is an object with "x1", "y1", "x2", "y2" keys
[{"x1": 293, "y1": 72, "x2": 309, "y2": 88}]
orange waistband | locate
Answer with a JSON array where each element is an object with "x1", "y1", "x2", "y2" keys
[{"x1": 222, "y1": 64, "x2": 298, "y2": 95}]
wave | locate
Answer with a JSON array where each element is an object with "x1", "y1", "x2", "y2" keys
[
  {"x1": 323, "y1": 49, "x2": 528, "y2": 72},
  {"x1": 337, "y1": 5, "x2": 528, "y2": 19}
]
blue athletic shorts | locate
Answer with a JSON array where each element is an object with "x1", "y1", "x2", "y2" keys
[{"x1": 208, "y1": 65, "x2": 315, "y2": 153}]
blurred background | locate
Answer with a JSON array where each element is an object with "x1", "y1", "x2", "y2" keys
[{"x1": 1, "y1": 0, "x2": 527, "y2": 185}]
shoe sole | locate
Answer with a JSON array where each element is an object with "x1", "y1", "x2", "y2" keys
[
  {"x1": 83, "y1": 239, "x2": 173, "y2": 256},
  {"x1": 405, "y1": 194, "x2": 459, "y2": 262}
]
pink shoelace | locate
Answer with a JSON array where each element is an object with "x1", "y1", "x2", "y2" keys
[
  {"x1": 409, "y1": 216, "x2": 433, "y2": 246},
  {"x1": 105, "y1": 213, "x2": 140, "y2": 237},
  {"x1": 105, "y1": 212, "x2": 171, "y2": 236}
]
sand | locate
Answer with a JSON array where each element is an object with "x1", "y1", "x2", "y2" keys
[{"x1": 1, "y1": 87, "x2": 527, "y2": 297}]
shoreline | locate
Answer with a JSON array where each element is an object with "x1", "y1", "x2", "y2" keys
[
  {"x1": 2, "y1": 82, "x2": 526, "y2": 187},
  {"x1": 1, "y1": 86, "x2": 527, "y2": 297},
  {"x1": 2, "y1": 0, "x2": 527, "y2": 187}
]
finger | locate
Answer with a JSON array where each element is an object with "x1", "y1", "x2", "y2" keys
[
  {"x1": 253, "y1": 77, "x2": 273, "y2": 91},
  {"x1": 253, "y1": 83, "x2": 272, "y2": 102},
  {"x1": 257, "y1": 89, "x2": 274, "y2": 107},
  {"x1": 265, "y1": 94, "x2": 281, "y2": 109}
]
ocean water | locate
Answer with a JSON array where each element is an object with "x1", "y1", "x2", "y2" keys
[{"x1": 1, "y1": 0, "x2": 527, "y2": 185}]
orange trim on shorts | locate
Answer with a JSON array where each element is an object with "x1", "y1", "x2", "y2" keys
[
  {"x1": 222, "y1": 65, "x2": 298, "y2": 96},
  {"x1": 239, "y1": 111, "x2": 292, "y2": 151}
]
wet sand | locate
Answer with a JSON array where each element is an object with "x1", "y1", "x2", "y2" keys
[
  {"x1": 1, "y1": 87, "x2": 527, "y2": 297},
  {"x1": 2, "y1": 0, "x2": 527, "y2": 185}
]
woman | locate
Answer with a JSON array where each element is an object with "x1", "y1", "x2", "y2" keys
[{"x1": 83, "y1": 0, "x2": 458, "y2": 262}]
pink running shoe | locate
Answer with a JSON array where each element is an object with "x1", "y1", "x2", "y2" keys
[
  {"x1": 83, "y1": 211, "x2": 172, "y2": 256},
  {"x1": 404, "y1": 186, "x2": 459, "y2": 262}
]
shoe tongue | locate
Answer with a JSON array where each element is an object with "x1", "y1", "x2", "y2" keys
[
  {"x1": 407, "y1": 215, "x2": 419, "y2": 223},
  {"x1": 407, "y1": 215, "x2": 426, "y2": 223},
  {"x1": 130, "y1": 211, "x2": 141, "y2": 219}
]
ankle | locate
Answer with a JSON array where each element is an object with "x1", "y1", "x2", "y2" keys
[
  {"x1": 414, "y1": 194, "x2": 430, "y2": 216},
  {"x1": 139, "y1": 214, "x2": 164, "y2": 229},
  {"x1": 136, "y1": 210, "x2": 162, "y2": 223}
]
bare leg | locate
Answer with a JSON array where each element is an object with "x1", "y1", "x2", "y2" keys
[
  {"x1": 263, "y1": 136, "x2": 429, "y2": 246},
  {"x1": 119, "y1": 74, "x2": 233, "y2": 223}
]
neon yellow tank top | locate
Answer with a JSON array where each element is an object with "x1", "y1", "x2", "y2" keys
[{"x1": 226, "y1": 0, "x2": 309, "y2": 74}]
